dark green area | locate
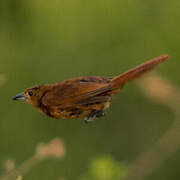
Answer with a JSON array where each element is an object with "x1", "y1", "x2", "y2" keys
[{"x1": 0, "y1": 0, "x2": 179, "y2": 180}]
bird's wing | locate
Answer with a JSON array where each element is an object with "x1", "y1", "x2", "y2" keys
[{"x1": 42, "y1": 77, "x2": 112, "y2": 107}]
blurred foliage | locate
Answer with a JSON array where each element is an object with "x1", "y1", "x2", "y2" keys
[
  {"x1": 78, "y1": 155, "x2": 127, "y2": 180},
  {"x1": 1, "y1": 138, "x2": 65, "y2": 180},
  {"x1": 0, "y1": 0, "x2": 179, "y2": 180},
  {"x1": 16, "y1": 176, "x2": 22, "y2": 180}
]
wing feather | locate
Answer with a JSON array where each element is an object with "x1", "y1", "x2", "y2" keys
[{"x1": 42, "y1": 78, "x2": 111, "y2": 107}]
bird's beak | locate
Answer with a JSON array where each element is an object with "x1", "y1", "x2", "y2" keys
[{"x1": 13, "y1": 92, "x2": 26, "y2": 101}]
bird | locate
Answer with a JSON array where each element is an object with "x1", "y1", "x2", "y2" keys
[{"x1": 13, "y1": 55, "x2": 169, "y2": 123}]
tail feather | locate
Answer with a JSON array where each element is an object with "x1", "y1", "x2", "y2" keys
[{"x1": 111, "y1": 54, "x2": 169, "y2": 90}]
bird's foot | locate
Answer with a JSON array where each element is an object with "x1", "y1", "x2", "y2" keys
[{"x1": 84, "y1": 110, "x2": 105, "y2": 124}]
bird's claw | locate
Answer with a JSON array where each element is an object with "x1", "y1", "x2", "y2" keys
[{"x1": 84, "y1": 110, "x2": 105, "y2": 124}]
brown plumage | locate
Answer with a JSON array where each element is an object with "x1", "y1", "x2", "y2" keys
[{"x1": 13, "y1": 55, "x2": 169, "y2": 123}]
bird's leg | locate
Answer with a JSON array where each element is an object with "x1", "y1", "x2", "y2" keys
[
  {"x1": 84, "y1": 110, "x2": 105, "y2": 123},
  {"x1": 84, "y1": 116, "x2": 96, "y2": 123},
  {"x1": 95, "y1": 110, "x2": 105, "y2": 118}
]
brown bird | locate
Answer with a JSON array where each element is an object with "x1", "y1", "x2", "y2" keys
[{"x1": 13, "y1": 55, "x2": 169, "y2": 123}]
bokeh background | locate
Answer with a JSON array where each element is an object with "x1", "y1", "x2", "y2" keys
[{"x1": 0, "y1": 0, "x2": 179, "y2": 180}]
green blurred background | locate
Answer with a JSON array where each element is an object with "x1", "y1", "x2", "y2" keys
[{"x1": 0, "y1": 0, "x2": 179, "y2": 180}]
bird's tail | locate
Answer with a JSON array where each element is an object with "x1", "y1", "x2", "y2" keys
[{"x1": 110, "y1": 55, "x2": 169, "y2": 90}]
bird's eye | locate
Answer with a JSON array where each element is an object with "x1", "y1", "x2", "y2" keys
[{"x1": 28, "y1": 91, "x2": 33, "y2": 96}]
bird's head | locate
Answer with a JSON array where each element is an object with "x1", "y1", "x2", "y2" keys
[{"x1": 13, "y1": 85, "x2": 47, "y2": 108}]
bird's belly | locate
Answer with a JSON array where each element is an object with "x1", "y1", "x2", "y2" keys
[{"x1": 44, "y1": 102, "x2": 110, "y2": 119}]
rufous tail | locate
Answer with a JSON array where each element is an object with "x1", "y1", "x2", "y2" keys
[{"x1": 111, "y1": 54, "x2": 169, "y2": 90}]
